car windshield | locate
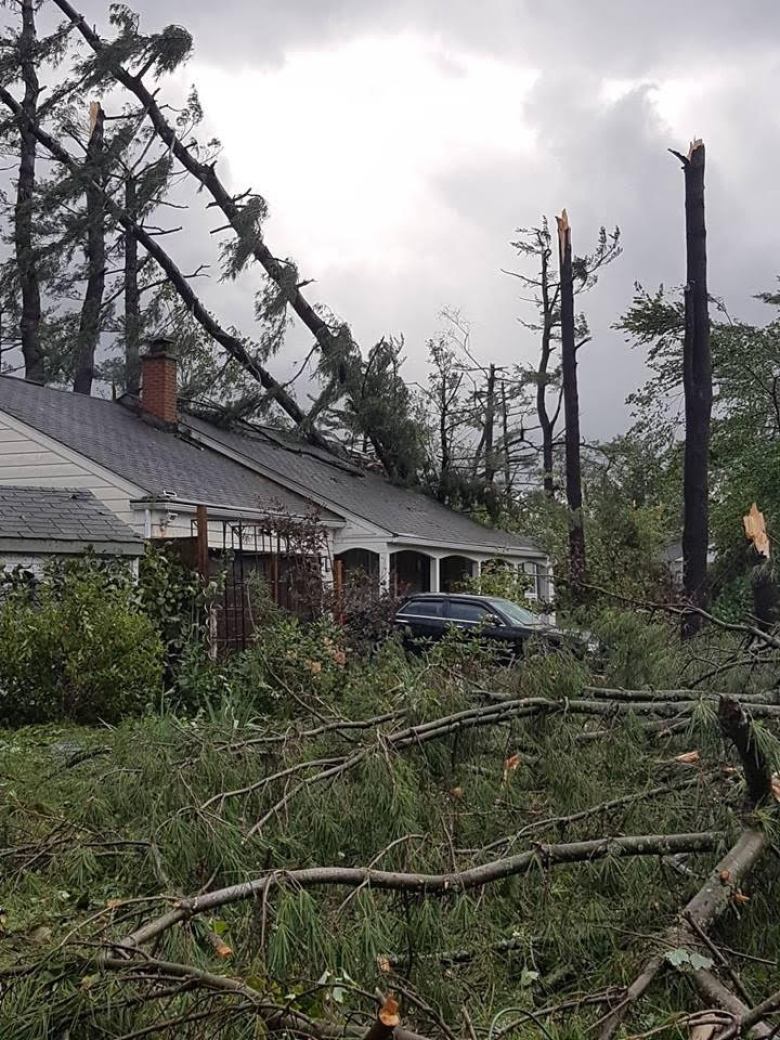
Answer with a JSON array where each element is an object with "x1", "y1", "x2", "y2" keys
[{"x1": 488, "y1": 598, "x2": 545, "y2": 627}]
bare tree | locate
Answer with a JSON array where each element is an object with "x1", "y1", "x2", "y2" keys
[
  {"x1": 505, "y1": 218, "x2": 621, "y2": 497},
  {"x1": 670, "y1": 140, "x2": 712, "y2": 638}
]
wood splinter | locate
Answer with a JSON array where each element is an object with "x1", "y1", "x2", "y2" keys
[{"x1": 363, "y1": 996, "x2": 401, "y2": 1040}]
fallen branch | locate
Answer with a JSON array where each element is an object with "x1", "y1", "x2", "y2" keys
[
  {"x1": 597, "y1": 828, "x2": 766, "y2": 1040},
  {"x1": 119, "y1": 831, "x2": 722, "y2": 950},
  {"x1": 598, "y1": 690, "x2": 774, "y2": 1040},
  {"x1": 690, "y1": 970, "x2": 772, "y2": 1039},
  {"x1": 0, "y1": 84, "x2": 327, "y2": 446},
  {"x1": 716, "y1": 986, "x2": 780, "y2": 1039},
  {"x1": 718, "y1": 698, "x2": 773, "y2": 809}
]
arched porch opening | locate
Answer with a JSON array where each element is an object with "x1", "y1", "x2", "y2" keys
[
  {"x1": 334, "y1": 548, "x2": 380, "y2": 582},
  {"x1": 390, "y1": 550, "x2": 431, "y2": 595},
  {"x1": 440, "y1": 554, "x2": 478, "y2": 592}
]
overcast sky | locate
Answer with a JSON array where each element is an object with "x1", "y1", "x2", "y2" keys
[{"x1": 40, "y1": 1, "x2": 780, "y2": 437}]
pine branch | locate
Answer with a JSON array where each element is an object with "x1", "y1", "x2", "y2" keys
[
  {"x1": 0, "y1": 83, "x2": 329, "y2": 448},
  {"x1": 120, "y1": 831, "x2": 723, "y2": 950}
]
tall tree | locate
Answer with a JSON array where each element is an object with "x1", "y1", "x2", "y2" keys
[
  {"x1": 13, "y1": 0, "x2": 43, "y2": 382},
  {"x1": 670, "y1": 140, "x2": 712, "y2": 637},
  {"x1": 123, "y1": 173, "x2": 141, "y2": 394},
  {"x1": 73, "y1": 102, "x2": 105, "y2": 395},
  {"x1": 557, "y1": 210, "x2": 586, "y2": 590},
  {"x1": 505, "y1": 219, "x2": 621, "y2": 498}
]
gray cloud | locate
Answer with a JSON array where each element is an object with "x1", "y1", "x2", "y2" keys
[{"x1": 27, "y1": 1, "x2": 780, "y2": 440}]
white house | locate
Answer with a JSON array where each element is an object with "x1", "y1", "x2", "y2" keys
[{"x1": 0, "y1": 342, "x2": 551, "y2": 607}]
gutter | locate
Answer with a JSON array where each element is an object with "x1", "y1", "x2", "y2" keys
[
  {"x1": 129, "y1": 496, "x2": 345, "y2": 529},
  {"x1": 0, "y1": 538, "x2": 144, "y2": 557}
]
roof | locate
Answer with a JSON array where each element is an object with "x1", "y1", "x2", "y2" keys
[
  {"x1": 0, "y1": 486, "x2": 143, "y2": 556},
  {"x1": 183, "y1": 416, "x2": 541, "y2": 555},
  {"x1": 0, "y1": 377, "x2": 339, "y2": 520}
]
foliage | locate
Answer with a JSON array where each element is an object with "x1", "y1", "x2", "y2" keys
[
  {"x1": 137, "y1": 542, "x2": 217, "y2": 665},
  {"x1": 618, "y1": 285, "x2": 780, "y2": 603},
  {"x1": 0, "y1": 556, "x2": 163, "y2": 725},
  {"x1": 2, "y1": 609, "x2": 779, "y2": 1039}
]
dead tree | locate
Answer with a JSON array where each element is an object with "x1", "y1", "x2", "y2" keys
[
  {"x1": 13, "y1": 0, "x2": 44, "y2": 384},
  {"x1": 557, "y1": 210, "x2": 586, "y2": 590},
  {"x1": 73, "y1": 102, "x2": 106, "y2": 395},
  {"x1": 671, "y1": 141, "x2": 712, "y2": 638}
]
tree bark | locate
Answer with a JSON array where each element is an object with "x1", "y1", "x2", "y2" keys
[
  {"x1": 483, "y1": 363, "x2": 496, "y2": 483},
  {"x1": 14, "y1": 0, "x2": 44, "y2": 384},
  {"x1": 718, "y1": 696, "x2": 772, "y2": 810},
  {"x1": 122, "y1": 831, "x2": 722, "y2": 949},
  {"x1": 674, "y1": 141, "x2": 712, "y2": 638},
  {"x1": 537, "y1": 245, "x2": 556, "y2": 496},
  {"x1": 557, "y1": 210, "x2": 586, "y2": 591},
  {"x1": 124, "y1": 174, "x2": 141, "y2": 395},
  {"x1": 73, "y1": 102, "x2": 105, "y2": 395}
]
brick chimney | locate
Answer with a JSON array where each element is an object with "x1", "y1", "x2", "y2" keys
[{"x1": 140, "y1": 337, "x2": 178, "y2": 424}]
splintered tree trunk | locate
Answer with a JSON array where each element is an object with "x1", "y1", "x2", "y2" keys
[
  {"x1": 483, "y1": 363, "x2": 496, "y2": 483},
  {"x1": 673, "y1": 140, "x2": 712, "y2": 638},
  {"x1": 15, "y1": 0, "x2": 44, "y2": 384},
  {"x1": 73, "y1": 103, "x2": 106, "y2": 395},
  {"x1": 557, "y1": 210, "x2": 586, "y2": 591},
  {"x1": 124, "y1": 174, "x2": 141, "y2": 394}
]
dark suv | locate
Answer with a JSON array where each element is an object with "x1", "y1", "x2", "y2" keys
[{"x1": 393, "y1": 592, "x2": 561, "y2": 656}]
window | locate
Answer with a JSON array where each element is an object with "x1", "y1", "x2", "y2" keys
[
  {"x1": 488, "y1": 598, "x2": 542, "y2": 627},
  {"x1": 398, "y1": 598, "x2": 446, "y2": 618},
  {"x1": 523, "y1": 561, "x2": 545, "y2": 599},
  {"x1": 447, "y1": 601, "x2": 496, "y2": 623}
]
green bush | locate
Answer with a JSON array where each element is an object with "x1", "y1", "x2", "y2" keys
[{"x1": 0, "y1": 559, "x2": 164, "y2": 726}]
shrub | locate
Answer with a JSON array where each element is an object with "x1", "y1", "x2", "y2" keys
[{"x1": 0, "y1": 558, "x2": 164, "y2": 726}]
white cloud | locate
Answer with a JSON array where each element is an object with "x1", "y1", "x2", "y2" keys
[{"x1": 192, "y1": 36, "x2": 539, "y2": 275}]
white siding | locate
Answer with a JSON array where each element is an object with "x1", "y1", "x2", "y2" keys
[{"x1": 0, "y1": 411, "x2": 144, "y2": 532}]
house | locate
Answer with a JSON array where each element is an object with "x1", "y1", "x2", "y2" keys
[
  {"x1": 0, "y1": 486, "x2": 143, "y2": 575},
  {"x1": 659, "y1": 540, "x2": 716, "y2": 587},
  {"x1": 0, "y1": 342, "x2": 550, "y2": 621}
]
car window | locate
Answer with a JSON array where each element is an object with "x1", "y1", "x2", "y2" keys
[
  {"x1": 488, "y1": 598, "x2": 542, "y2": 626},
  {"x1": 447, "y1": 601, "x2": 496, "y2": 623},
  {"x1": 398, "y1": 599, "x2": 446, "y2": 618}
]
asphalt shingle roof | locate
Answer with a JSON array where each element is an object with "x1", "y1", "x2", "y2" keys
[
  {"x1": 0, "y1": 376, "x2": 540, "y2": 555},
  {"x1": 183, "y1": 417, "x2": 541, "y2": 554},
  {"x1": 0, "y1": 487, "x2": 143, "y2": 553},
  {"x1": 0, "y1": 377, "x2": 336, "y2": 519}
]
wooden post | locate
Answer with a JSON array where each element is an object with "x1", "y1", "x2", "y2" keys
[
  {"x1": 333, "y1": 557, "x2": 344, "y2": 623},
  {"x1": 195, "y1": 504, "x2": 209, "y2": 579}
]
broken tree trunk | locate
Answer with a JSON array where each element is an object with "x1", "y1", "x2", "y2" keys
[
  {"x1": 73, "y1": 102, "x2": 106, "y2": 395},
  {"x1": 598, "y1": 692, "x2": 772, "y2": 1040},
  {"x1": 557, "y1": 210, "x2": 586, "y2": 592},
  {"x1": 718, "y1": 697, "x2": 772, "y2": 809},
  {"x1": 14, "y1": 0, "x2": 44, "y2": 384},
  {"x1": 672, "y1": 140, "x2": 712, "y2": 638},
  {"x1": 363, "y1": 997, "x2": 401, "y2": 1040}
]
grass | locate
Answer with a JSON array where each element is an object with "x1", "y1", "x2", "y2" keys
[{"x1": 1, "y1": 615, "x2": 779, "y2": 1039}]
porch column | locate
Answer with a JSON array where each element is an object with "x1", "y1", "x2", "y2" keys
[
  {"x1": 473, "y1": 559, "x2": 482, "y2": 580},
  {"x1": 379, "y1": 549, "x2": 391, "y2": 591},
  {"x1": 430, "y1": 555, "x2": 440, "y2": 593}
]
